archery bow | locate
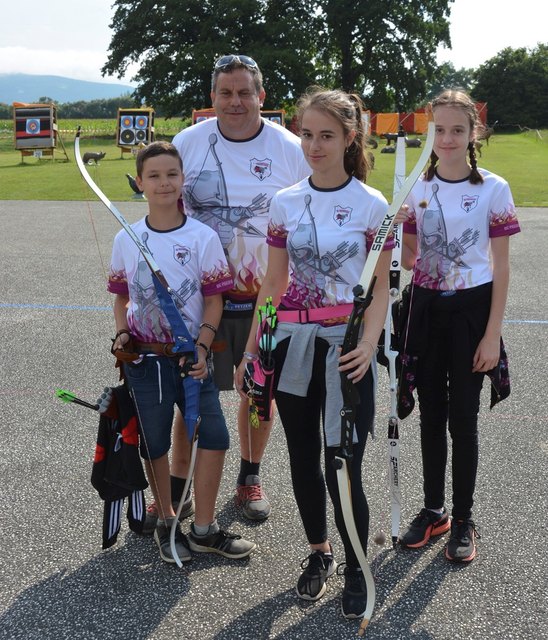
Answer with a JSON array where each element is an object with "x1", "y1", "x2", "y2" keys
[
  {"x1": 384, "y1": 130, "x2": 406, "y2": 546},
  {"x1": 335, "y1": 122, "x2": 435, "y2": 634},
  {"x1": 74, "y1": 128, "x2": 200, "y2": 567}
]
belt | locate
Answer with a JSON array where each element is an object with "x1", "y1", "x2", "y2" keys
[
  {"x1": 134, "y1": 341, "x2": 179, "y2": 356},
  {"x1": 276, "y1": 304, "x2": 353, "y2": 323}
]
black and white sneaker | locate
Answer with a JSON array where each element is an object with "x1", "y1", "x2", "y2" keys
[
  {"x1": 296, "y1": 545, "x2": 337, "y2": 601},
  {"x1": 341, "y1": 566, "x2": 367, "y2": 619},
  {"x1": 188, "y1": 523, "x2": 256, "y2": 559}
]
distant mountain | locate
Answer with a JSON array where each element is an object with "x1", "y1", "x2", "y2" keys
[{"x1": 0, "y1": 73, "x2": 136, "y2": 104}]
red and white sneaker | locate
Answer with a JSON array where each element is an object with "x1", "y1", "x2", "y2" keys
[{"x1": 142, "y1": 496, "x2": 195, "y2": 536}]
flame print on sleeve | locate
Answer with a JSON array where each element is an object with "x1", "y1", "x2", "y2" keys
[
  {"x1": 489, "y1": 206, "x2": 521, "y2": 236},
  {"x1": 267, "y1": 221, "x2": 288, "y2": 248},
  {"x1": 202, "y1": 261, "x2": 234, "y2": 296}
]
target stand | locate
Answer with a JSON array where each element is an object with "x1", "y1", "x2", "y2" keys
[
  {"x1": 13, "y1": 102, "x2": 69, "y2": 162},
  {"x1": 116, "y1": 108, "x2": 155, "y2": 158}
]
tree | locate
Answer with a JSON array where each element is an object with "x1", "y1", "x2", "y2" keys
[
  {"x1": 0, "y1": 103, "x2": 11, "y2": 118},
  {"x1": 425, "y1": 62, "x2": 475, "y2": 99},
  {"x1": 102, "y1": 0, "x2": 318, "y2": 116},
  {"x1": 314, "y1": 0, "x2": 452, "y2": 111},
  {"x1": 103, "y1": 0, "x2": 453, "y2": 116},
  {"x1": 473, "y1": 44, "x2": 548, "y2": 128},
  {"x1": 58, "y1": 94, "x2": 140, "y2": 119}
]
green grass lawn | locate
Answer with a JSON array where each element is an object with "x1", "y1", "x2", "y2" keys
[{"x1": 0, "y1": 120, "x2": 546, "y2": 206}]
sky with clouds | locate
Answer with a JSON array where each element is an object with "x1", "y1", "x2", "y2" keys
[{"x1": 1, "y1": 0, "x2": 545, "y2": 85}]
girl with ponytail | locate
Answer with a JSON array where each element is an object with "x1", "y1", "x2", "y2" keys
[{"x1": 235, "y1": 86, "x2": 391, "y2": 621}]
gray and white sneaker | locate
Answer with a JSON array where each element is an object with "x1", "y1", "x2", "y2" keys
[
  {"x1": 154, "y1": 518, "x2": 192, "y2": 564},
  {"x1": 235, "y1": 474, "x2": 271, "y2": 521}
]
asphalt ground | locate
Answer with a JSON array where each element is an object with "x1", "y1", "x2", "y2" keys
[{"x1": 0, "y1": 201, "x2": 546, "y2": 640}]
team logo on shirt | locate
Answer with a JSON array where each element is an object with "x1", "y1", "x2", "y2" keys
[
  {"x1": 173, "y1": 244, "x2": 191, "y2": 266},
  {"x1": 250, "y1": 158, "x2": 272, "y2": 181},
  {"x1": 461, "y1": 195, "x2": 479, "y2": 213},
  {"x1": 333, "y1": 205, "x2": 352, "y2": 226}
]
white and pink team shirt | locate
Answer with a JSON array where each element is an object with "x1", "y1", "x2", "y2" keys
[
  {"x1": 403, "y1": 169, "x2": 520, "y2": 291},
  {"x1": 267, "y1": 176, "x2": 392, "y2": 311},
  {"x1": 172, "y1": 118, "x2": 310, "y2": 311},
  {"x1": 107, "y1": 216, "x2": 233, "y2": 342}
]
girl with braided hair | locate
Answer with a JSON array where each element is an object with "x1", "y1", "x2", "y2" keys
[
  {"x1": 235, "y1": 87, "x2": 392, "y2": 620},
  {"x1": 396, "y1": 89, "x2": 520, "y2": 562}
]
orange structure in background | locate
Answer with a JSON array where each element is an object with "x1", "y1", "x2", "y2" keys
[
  {"x1": 375, "y1": 113, "x2": 399, "y2": 136},
  {"x1": 371, "y1": 104, "x2": 487, "y2": 136}
]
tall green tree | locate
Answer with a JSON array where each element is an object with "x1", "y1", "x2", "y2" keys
[
  {"x1": 425, "y1": 62, "x2": 475, "y2": 99},
  {"x1": 315, "y1": 0, "x2": 452, "y2": 111},
  {"x1": 102, "y1": 0, "x2": 318, "y2": 116},
  {"x1": 473, "y1": 44, "x2": 548, "y2": 128}
]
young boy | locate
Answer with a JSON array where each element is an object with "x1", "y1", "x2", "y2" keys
[{"x1": 108, "y1": 141, "x2": 256, "y2": 563}]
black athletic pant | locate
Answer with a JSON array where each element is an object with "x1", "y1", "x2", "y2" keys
[
  {"x1": 274, "y1": 337, "x2": 374, "y2": 569},
  {"x1": 416, "y1": 301, "x2": 485, "y2": 520}
]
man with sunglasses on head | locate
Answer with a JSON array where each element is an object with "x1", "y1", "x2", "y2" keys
[{"x1": 170, "y1": 54, "x2": 310, "y2": 523}]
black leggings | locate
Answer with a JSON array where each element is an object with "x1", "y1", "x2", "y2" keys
[
  {"x1": 274, "y1": 337, "x2": 374, "y2": 568},
  {"x1": 417, "y1": 306, "x2": 485, "y2": 520}
]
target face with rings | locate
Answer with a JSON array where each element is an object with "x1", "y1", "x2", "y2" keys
[
  {"x1": 26, "y1": 119, "x2": 40, "y2": 135},
  {"x1": 120, "y1": 129, "x2": 136, "y2": 144}
]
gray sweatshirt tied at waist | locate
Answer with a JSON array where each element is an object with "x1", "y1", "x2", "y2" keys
[{"x1": 274, "y1": 321, "x2": 377, "y2": 447}]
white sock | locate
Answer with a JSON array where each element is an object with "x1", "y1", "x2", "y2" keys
[{"x1": 194, "y1": 520, "x2": 219, "y2": 536}]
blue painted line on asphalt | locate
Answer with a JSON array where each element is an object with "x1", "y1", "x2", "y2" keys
[
  {"x1": 0, "y1": 302, "x2": 111, "y2": 311},
  {"x1": 1, "y1": 302, "x2": 547, "y2": 324}
]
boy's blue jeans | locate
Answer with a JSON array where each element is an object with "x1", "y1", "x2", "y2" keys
[{"x1": 124, "y1": 356, "x2": 229, "y2": 459}]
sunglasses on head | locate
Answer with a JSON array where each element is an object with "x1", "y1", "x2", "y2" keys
[{"x1": 214, "y1": 54, "x2": 258, "y2": 71}]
